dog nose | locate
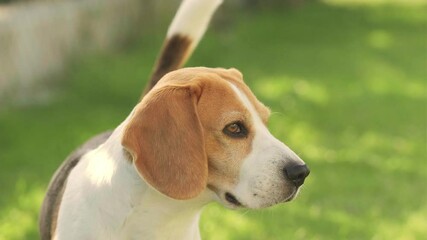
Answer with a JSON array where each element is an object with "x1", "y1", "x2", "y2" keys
[{"x1": 283, "y1": 164, "x2": 310, "y2": 187}]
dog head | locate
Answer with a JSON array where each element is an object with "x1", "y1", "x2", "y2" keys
[{"x1": 122, "y1": 67, "x2": 309, "y2": 209}]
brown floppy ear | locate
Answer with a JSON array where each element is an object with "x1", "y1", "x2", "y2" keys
[{"x1": 121, "y1": 84, "x2": 207, "y2": 200}]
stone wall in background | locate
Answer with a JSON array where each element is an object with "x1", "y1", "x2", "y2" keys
[{"x1": 0, "y1": 0, "x2": 180, "y2": 102}]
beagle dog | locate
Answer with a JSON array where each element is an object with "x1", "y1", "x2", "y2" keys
[{"x1": 39, "y1": 1, "x2": 309, "y2": 240}]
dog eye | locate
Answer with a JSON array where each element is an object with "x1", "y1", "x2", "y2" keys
[
  {"x1": 227, "y1": 123, "x2": 241, "y2": 133},
  {"x1": 223, "y1": 122, "x2": 248, "y2": 138}
]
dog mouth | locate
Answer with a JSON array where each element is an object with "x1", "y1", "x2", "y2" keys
[
  {"x1": 224, "y1": 190, "x2": 297, "y2": 209},
  {"x1": 225, "y1": 192, "x2": 243, "y2": 207},
  {"x1": 211, "y1": 183, "x2": 300, "y2": 209},
  {"x1": 223, "y1": 185, "x2": 300, "y2": 208},
  {"x1": 284, "y1": 190, "x2": 297, "y2": 202}
]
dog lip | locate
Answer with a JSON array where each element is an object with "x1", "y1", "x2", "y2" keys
[
  {"x1": 225, "y1": 192, "x2": 243, "y2": 207},
  {"x1": 284, "y1": 189, "x2": 298, "y2": 202}
]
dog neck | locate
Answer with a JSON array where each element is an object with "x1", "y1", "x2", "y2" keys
[
  {"x1": 99, "y1": 122, "x2": 215, "y2": 240},
  {"x1": 119, "y1": 186, "x2": 214, "y2": 240}
]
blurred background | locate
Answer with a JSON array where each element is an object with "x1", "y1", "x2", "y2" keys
[{"x1": 0, "y1": 0, "x2": 426, "y2": 239}]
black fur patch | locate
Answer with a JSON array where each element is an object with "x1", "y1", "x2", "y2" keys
[{"x1": 143, "y1": 34, "x2": 192, "y2": 96}]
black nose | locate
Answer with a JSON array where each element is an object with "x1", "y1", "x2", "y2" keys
[{"x1": 283, "y1": 164, "x2": 310, "y2": 187}]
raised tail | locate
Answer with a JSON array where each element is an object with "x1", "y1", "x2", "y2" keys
[{"x1": 142, "y1": 0, "x2": 223, "y2": 96}]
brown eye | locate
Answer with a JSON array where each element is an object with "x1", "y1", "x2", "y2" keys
[
  {"x1": 223, "y1": 122, "x2": 248, "y2": 138},
  {"x1": 227, "y1": 123, "x2": 241, "y2": 133}
]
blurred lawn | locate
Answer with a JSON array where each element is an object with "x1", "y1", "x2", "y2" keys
[{"x1": 0, "y1": 1, "x2": 426, "y2": 240}]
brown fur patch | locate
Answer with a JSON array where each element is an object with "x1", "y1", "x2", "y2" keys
[
  {"x1": 227, "y1": 78, "x2": 271, "y2": 124},
  {"x1": 196, "y1": 77, "x2": 255, "y2": 190}
]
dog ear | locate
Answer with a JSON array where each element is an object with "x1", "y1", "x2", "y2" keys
[{"x1": 121, "y1": 83, "x2": 207, "y2": 200}]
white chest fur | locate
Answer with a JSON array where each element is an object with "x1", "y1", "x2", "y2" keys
[{"x1": 54, "y1": 126, "x2": 214, "y2": 240}]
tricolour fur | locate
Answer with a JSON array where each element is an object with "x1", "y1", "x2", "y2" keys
[
  {"x1": 52, "y1": 67, "x2": 308, "y2": 239},
  {"x1": 39, "y1": 1, "x2": 310, "y2": 239},
  {"x1": 39, "y1": 0, "x2": 223, "y2": 239}
]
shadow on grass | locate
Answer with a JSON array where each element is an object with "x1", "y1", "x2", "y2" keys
[{"x1": 0, "y1": 2, "x2": 426, "y2": 239}]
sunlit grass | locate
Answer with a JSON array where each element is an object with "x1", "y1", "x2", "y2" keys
[
  {"x1": 322, "y1": 0, "x2": 427, "y2": 6},
  {"x1": 0, "y1": 2, "x2": 426, "y2": 239},
  {"x1": 0, "y1": 181, "x2": 43, "y2": 240}
]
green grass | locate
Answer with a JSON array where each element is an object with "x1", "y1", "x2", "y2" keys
[{"x1": 0, "y1": 2, "x2": 426, "y2": 239}]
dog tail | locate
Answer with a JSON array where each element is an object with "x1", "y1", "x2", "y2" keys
[{"x1": 142, "y1": 0, "x2": 223, "y2": 96}]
